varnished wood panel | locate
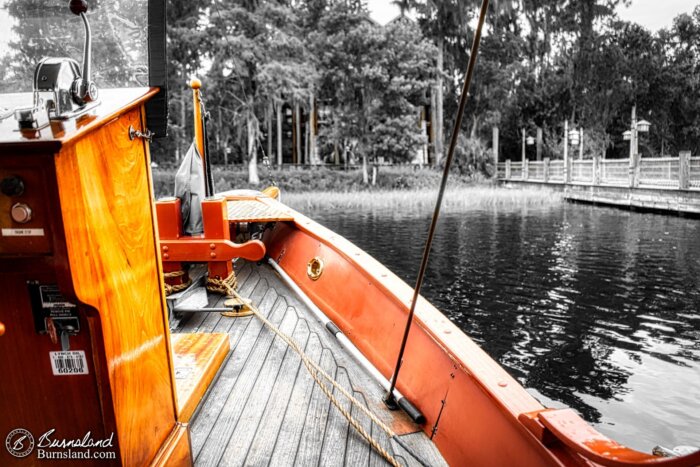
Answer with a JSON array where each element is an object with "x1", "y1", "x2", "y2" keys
[
  {"x1": 53, "y1": 103, "x2": 178, "y2": 465},
  {"x1": 150, "y1": 423, "x2": 192, "y2": 467},
  {"x1": 171, "y1": 332, "x2": 230, "y2": 422}
]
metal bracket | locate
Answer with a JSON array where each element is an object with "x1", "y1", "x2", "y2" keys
[{"x1": 129, "y1": 125, "x2": 153, "y2": 142}]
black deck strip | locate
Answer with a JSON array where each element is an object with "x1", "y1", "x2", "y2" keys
[
  {"x1": 293, "y1": 347, "x2": 337, "y2": 466},
  {"x1": 267, "y1": 332, "x2": 324, "y2": 465},
  {"x1": 319, "y1": 366, "x2": 352, "y2": 465},
  {"x1": 217, "y1": 307, "x2": 301, "y2": 466},
  {"x1": 193, "y1": 289, "x2": 285, "y2": 465},
  {"x1": 242, "y1": 319, "x2": 311, "y2": 465},
  {"x1": 176, "y1": 261, "x2": 447, "y2": 467},
  {"x1": 345, "y1": 391, "x2": 372, "y2": 467},
  {"x1": 187, "y1": 282, "x2": 277, "y2": 458}
]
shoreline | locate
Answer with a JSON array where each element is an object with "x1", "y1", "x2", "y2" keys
[
  {"x1": 281, "y1": 186, "x2": 563, "y2": 211},
  {"x1": 152, "y1": 166, "x2": 562, "y2": 210}
]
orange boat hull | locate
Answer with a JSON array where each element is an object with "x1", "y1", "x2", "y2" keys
[{"x1": 262, "y1": 201, "x2": 700, "y2": 467}]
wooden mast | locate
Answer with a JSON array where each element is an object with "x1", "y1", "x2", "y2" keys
[
  {"x1": 190, "y1": 78, "x2": 206, "y2": 159},
  {"x1": 189, "y1": 77, "x2": 214, "y2": 195}
]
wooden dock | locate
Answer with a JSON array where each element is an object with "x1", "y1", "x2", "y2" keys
[
  {"x1": 497, "y1": 152, "x2": 700, "y2": 214},
  {"x1": 175, "y1": 261, "x2": 448, "y2": 467}
]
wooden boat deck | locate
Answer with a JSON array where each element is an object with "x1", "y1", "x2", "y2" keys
[{"x1": 175, "y1": 261, "x2": 447, "y2": 466}]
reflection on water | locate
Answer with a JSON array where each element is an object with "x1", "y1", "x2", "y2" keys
[{"x1": 306, "y1": 203, "x2": 700, "y2": 451}]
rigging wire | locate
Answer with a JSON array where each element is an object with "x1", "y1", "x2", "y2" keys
[
  {"x1": 199, "y1": 91, "x2": 215, "y2": 196},
  {"x1": 384, "y1": 0, "x2": 491, "y2": 409}
]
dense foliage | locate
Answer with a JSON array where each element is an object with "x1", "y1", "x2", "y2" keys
[{"x1": 3, "y1": 0, "x2": 700, "y2": 180}]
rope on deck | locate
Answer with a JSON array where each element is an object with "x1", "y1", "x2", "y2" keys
[
  {"x1": 209, "y1": 273, "x2": 403, "y2": 467},
  {"x1": 163, "y1": 269, "x2": 192, "y2": 296}
]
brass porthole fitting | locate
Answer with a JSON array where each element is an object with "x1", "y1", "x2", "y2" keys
[{"x1": 307, "y1": 257, "x2": 324, "y2": 281}]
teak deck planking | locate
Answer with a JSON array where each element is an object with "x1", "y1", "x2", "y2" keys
[{"x1": 178, "y1": 262, "x2": 447, "y2": 467}]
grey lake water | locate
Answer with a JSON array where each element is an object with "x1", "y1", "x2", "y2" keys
[{"x1": 305, "y1": 202, "x2": 700, "y2": 452}]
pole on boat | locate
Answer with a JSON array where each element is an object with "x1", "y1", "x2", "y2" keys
[
  {"x1": 189, "y1": 77, "x2": 214, "y2": 196},
  {"x1": 190, "y1": 78, "x2": 205, "y2": 162},
  {"x1": 383, "y1": 0, "x2": 490, "y2": 412}
]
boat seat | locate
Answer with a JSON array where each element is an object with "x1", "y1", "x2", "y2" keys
[{"x1": 225, "y1": 196, "x2": 293, "y2": 223}]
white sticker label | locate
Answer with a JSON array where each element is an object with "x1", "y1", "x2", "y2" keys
[
  {"x1": 49, "y1": 351, "x2": 89, "y2": 376},
  {"x1": 39, "y1": 285, "x2": 77, "y2": 311},
  {"x1": 1, "y1": 228, "x2": 45, "y2": 237}
]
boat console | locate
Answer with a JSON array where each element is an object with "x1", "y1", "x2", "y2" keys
[
  {"x1": 3, "y1": 1, "x2": 700, "y2": 467},
  {"x1": 0, "y1": 2, "x2": 227, "y2": 465}
]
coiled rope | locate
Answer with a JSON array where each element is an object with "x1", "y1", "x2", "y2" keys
[
  {"x1": 205, "y1": 271, "x2": 237, "y2": 295},
  {"x1": 163, "y1": 269, "x2": 192, "y2": 296},
  {"x1": 208, "y1": 273, "x2": 410, "y2": 467}
]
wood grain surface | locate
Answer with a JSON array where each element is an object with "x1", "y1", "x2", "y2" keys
[
  {"x1": 52, "y1": 95, "x2": 179, "y2": 465},
  {"x1": 171, "y1": 332, "x2": 230, "y2": 423},
  {"x1": 150, "y1": 423, "x2": 193, "y2": 467}
]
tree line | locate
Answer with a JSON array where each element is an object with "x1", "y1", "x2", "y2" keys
[
  {"x1": 164, "y1": 0, "x2": 700, "y2": 182},
  {"x1": 3, "y1": 0, "x2": 700, "y2": 182}
]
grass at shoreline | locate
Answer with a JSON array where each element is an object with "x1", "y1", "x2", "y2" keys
[
  {"x1": 151, "y1": 165, "x2": 562, "y2": 210},
  {"x1": 282, "y1": 186, "x2": 562, "y2": 211},
  {"x1": 152, "y1": 165, "x2": 473, "y2": 199}
]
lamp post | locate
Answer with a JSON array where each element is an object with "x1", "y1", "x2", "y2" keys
[
  {"x1": 563, "y1": 120, "x2": 569, "y2": 182},
  {"x1": 623, "y1": 106, "x2": 652, "y2": 158},
  {"x1": 569, "y1": 127, "x2": 583, "y2": 160},
  {"x1": 520, "y1": 129, "x2": 535, "y2": 180},
  {"x1": 521, "y1": 129, "x2": 536, "y2": 162},
  {"x1": 624, "y1": 105, "x2": 651, "y2": 187}
]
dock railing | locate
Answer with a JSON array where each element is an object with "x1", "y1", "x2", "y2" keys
[{"x1": 497, "y1": 152, "x2": 699, "y2": 191}]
